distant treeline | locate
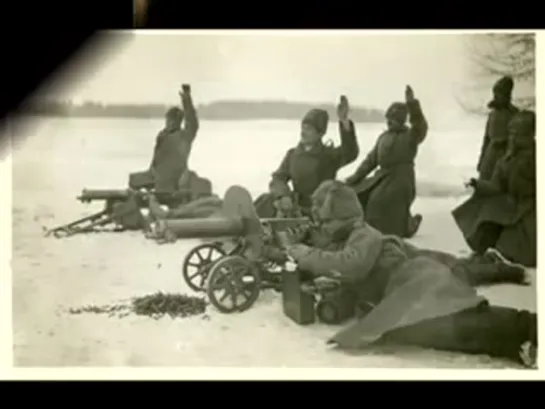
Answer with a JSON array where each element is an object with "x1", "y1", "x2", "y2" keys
[{"x1": 22, "y1": 99, "x2": 385, "y2": 123}]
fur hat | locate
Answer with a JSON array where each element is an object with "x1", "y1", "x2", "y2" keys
[
  {"x1": 385, "y1": 102, "x2": 408, "y2": 125},
  {"x1": 312, "y1": 180, "x2": 363, "y2": 221},
  {"x1": 493, "y1": 76, "x2": 514, "y2": 96},
  {"x1": 166, "y1": 106, "x2": 184, "y2": 122},
  {"x1": 302, "y1": 109, "x2": 329, "y2": 136}
]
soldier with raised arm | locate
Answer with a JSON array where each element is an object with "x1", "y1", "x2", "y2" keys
[
  {"x1": 345, "y1": 85, "x2": 427, "y2": 238},
  {"x1": 130, "y1": 84, "x2": 200, "y2": 194},
  {"x1": 254, "y1": 95, "x2": 360, "y2": 218}
]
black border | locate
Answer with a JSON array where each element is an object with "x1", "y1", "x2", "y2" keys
[
  {"x1": 1, "y1": 379, "x2": 542, "y2": 390},
  {"x1": 3, "y1": 0, "x2": 131, "y2": 123}
]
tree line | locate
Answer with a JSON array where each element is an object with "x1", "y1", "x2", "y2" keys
[{"x1": 21, "y1": 99, "x2": 386, "y2": 123}]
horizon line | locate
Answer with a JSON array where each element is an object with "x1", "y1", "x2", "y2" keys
[{"x1": 30, "y1": 98, "x2": 383, "y2": 110}]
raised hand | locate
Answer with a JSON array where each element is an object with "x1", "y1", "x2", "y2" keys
[
  {"x1": 179, "y1": 84, "x2": 191, "y2": 97},
  {"x1": 337, "y1": 95, "x2": 350, "y2": 122},
  {"x1": 405, "y1": 85, "x2": 415, "y2": 102}
]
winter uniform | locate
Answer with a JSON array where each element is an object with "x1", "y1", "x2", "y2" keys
[{"x1": 287, "y1": 180, "x2": 537, "y2": 367}]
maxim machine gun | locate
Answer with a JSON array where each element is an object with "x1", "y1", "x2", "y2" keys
[
  {"x1": 44, "y1": 188, "x2": 192, "y2": 238},
  {"x1": 162, "y1": 185, "x2": 354, "y2": 326}
]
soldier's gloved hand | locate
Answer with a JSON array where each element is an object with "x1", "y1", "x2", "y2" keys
[
  {"x1": 286, "y1": 243, "x2": 313, "y2": 261},
  {"x1": 262, "y1": 246, "x2": 288, "y2": 264},
  {"x1": 405, "y1": 85, "x2": 415, "y2": 102},
  {"x1": 283, "y1": 225, "x2": 309, "y2": 244},
  {"x1": 337, "y1": 95, "x2": 350, "y2": 127},
  {"x1": 465, "y1": 178, "x2": 478, "y2": 189},
  {"x1": 181, "y1": 84, "x2": 191, "y2": 95}
]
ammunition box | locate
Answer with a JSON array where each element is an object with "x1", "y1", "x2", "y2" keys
[{"x1": 282, "y1": 270, "x2": 315, "y2": 325}]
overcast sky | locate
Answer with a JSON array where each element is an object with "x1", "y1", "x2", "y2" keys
[{"x1": 41, "y1": 31, "x2": 494, "y2": 124}]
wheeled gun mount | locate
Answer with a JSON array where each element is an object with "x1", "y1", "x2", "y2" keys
[
  {"x1": 172, "y1": 185, "x2": 315, "y2": 314},
  {"x1": 175, "y1": 186, "x2": 350, "y2": 323}
]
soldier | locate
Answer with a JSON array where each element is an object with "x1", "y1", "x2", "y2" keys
[
  {"x1": 286, "y1": 180, "x2": 537, "y2": 368},
  {"x1": 254, "y1": 95, "x2": 359, "y2": 218},
  {"x1": 345, "y1": 86, "x2": 426, "y2": 238},
  {"x1": 453, "y1": 110, "x2": 536, "y2": 268},
  {"x1": 477, "y1": 76, "x2": 519, "y2": 181},
  {"x1": 129, "y1": 84, "x2": 199, "y2": 194}
]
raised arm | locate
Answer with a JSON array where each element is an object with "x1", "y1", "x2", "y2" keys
[
  {"x1": 406, "y1": 86, "x2": 428, "y2": 145},
  {"x1": 180, "y1": 85, "x2": 199, "y2": 144},
  {"x1": 269, "y1": 149, "x2": 293, "y2": 198},
  {"x1": 331, "y1": 96, "x2": 360, "y2": 169},
  {"x1": 331, "y1": 120, "x2": 360, "y2": 169},
  {"x1": 288, "y1": 226, "x2": 383, "y2": 283}
]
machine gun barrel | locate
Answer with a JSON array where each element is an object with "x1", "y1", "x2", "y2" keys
[
  {"x1": 77, "y1": 188, "x2": 195, "y2": 204},
  {"x1": 158, "y1": 216, "x2": 311, "y2": 239},
  {"x1": 159, "y1": 217, "x2": 246, "y2": 238},
  {"x1": 77, "y1": 189, "x2": 131, "y2": 203}
]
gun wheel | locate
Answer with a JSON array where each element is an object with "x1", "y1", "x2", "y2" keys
[
  {"x1": 316, "y1": 300, "x2": 341, "y2": 325},
  {"x1": 206, "y1": 255, "x2": 261, "y2": 313},
  {"x1": 182, "y1": 243, "x2": 226, "y2": 292}
]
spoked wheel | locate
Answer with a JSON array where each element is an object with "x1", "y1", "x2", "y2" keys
[
  {"x1": 206, "y1": 255, "x2": 261, "y2": 313},
  {"x1": 316, "y1": 300, "x2": 340, "y2": 325},
  {"x1": 182, "y1": 243, "x2": 226, "y2": 292}
]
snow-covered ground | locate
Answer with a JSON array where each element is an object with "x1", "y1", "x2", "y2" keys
[
  {"x1": 12, "y1": 196, "x2": 536, "y2": 368},
  {"x1": 8, "y1": 117, "x2": 538, "y2": 371}
]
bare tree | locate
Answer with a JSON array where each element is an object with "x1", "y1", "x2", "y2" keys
[{"x1": 458, "y1": 33, "x2": 535, "y2": 115}]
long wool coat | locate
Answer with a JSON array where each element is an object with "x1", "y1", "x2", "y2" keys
[
  {"x1": 295, "y1": 220, "x2": 484, "y2": 349},
  {"x1": 477, "y1": 104, "x2": 519, "y2": 181},
  {"x1": 453, "y1": 144, "x2": 536, "y2": 267},
  {"x1": 254, "y1": 121, "x2": 359, "y2": 218},
  {"x1": 150, "y1": 94, "x2": 200, "y2": 193},
  {"x1": 346, "y1": 100, "x2": 428, "y2": 237}
]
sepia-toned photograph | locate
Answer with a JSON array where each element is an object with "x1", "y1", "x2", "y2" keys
[{"x1": 8, "y1": 31, "x2": 538, "y2": 373}]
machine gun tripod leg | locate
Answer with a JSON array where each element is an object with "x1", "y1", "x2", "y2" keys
[{"x1": 44, "y1": 210, "x2": 113, "y2": 238}]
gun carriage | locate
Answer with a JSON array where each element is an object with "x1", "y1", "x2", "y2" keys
[{"x1": 171, "y1": 186, "x2": 354, "y2": 324}]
